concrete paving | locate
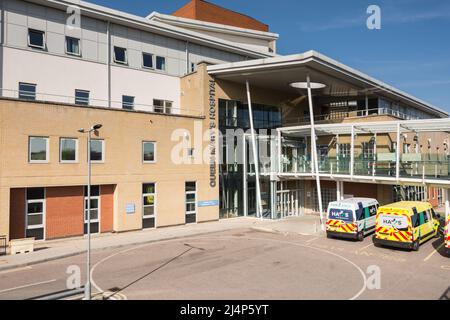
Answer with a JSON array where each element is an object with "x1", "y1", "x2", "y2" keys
[
  {"x1": 0, "y1": 216, "x2": 320, "y2": 272},
  {"x1": 0, "y1": 227, "x2": 448, "y2": 300}
]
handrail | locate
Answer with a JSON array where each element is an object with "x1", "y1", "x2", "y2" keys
[{"x1": 0, "y1": 88, "x2": 204, "y2": 118}]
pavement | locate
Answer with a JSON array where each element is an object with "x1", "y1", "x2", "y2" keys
[
  {"x1": 0, "y1": 225, "x2": 448, "y2": 300},
  {"x1": 0, "y1": 216, "x2": 322, "y2": 272}
]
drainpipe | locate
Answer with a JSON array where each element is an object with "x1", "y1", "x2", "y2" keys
[
  {"x1": 107, "y1": 20, "x2": 111, "y2": 108},
  {"x1": 245, "y1": 80, "x2": 263, "y2": 219},
  {"x1": 185, "y1": 41, "x2": 189, "y2": 75},
  {"x1": 306, "y1": 75, "x2": 324, "y2": 230}
]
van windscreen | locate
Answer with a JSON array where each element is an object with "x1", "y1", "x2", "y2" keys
[{"x1": 328, "y1": 209, "x2": 354, "y2": 222}]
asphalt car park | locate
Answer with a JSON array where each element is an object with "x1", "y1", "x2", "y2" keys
[{"x1": 0, "y1": 228, "x2": 448, "y2": 300}]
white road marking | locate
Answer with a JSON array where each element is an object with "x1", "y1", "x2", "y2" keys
[
  {"x1": 305, "y1": 237, "x2": 319, "y2": 243},
  {"x1": 91, "y1": 234, "x2": 367, "y2": 300},
  {"x1": 357, "y1": 243, "x2": 374, "y2": 251},
  {"x1": 0, "y1": 279, "x2": 56, "y2": 295},
  {"x1": 0, "y1": 266, "x2": 32, "y2": 275},
  {"x1": 423, "y1": 243, "x2": 444, "y2": 262}
]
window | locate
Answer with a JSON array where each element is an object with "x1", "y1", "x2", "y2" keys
[
  {"x1": 187, "y1": 148, "x2": 194, "y2": 157},
  {"x1": 185, "y1": 182, "x2": 196, "y2": 224},
  {"x1": 142, "y1": 142, "x2": 156, "y2": 163},
  {"x1": 142, "y1": 52, "x2": 154, "y2": 69},
  {"x1": 26, "y1": 188, "x2": 45, "y2": 240},
  {"x1": 114, "y1": 46, "x2": 127, "y2": 64},
  {"x1": 84, "y1": 186, "x2": 100, "y2": 234},
  {"x1": 153, "y1": 99, "x2": 172, "y2": 114},
  {"x1": 190, "y1": 62, "x2": 196, "y2": 73},
  {"x1": 19, "y1": 82, "x2": 36, "y2": 100},
  {"x1": 142, "y1": 183, "x2": 156, "y2": 229},
  {"x1": 75, "y1": 89, "x2": 90, "y2": 106},
  {"x1": 156, "y1": 56, "x2": 166, "y2": 71},
  {"x1": 122, "y1": 95, "x2": 134, "y2": 110},
  {"x1": 29, "y1": 136, "x2": 49, "y2": 163},
  {"x1": 28, "y1": 29, "x2": 45, "y2": 49},
  {"x1": 90, "y1": 139, "x2": 104, "y2": 162},
  {"x1": 65, "y1": 36, "x2": 80, "y2": 56},
  {"x1": 60, "y1": 138, "x2": 78, "y2": 163}
]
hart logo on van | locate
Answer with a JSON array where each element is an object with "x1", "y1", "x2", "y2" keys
[{"x1": 379, "y1": 214, "x2": 408, "y2": 229}]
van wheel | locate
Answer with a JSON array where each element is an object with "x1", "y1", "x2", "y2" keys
[
  {"x1": 412, "y1": 240, "x2": 420, "y2": 252},
  {"x1": 434, "y1": 230, "x2": 440, "y2": 238},
  {"x1": 326, "y1": 233, "x2": 332, "y2": 239},
  {"x1": 357, "y1": 231, "x2": 364, "y2": 242}
]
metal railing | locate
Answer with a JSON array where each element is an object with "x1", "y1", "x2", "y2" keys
[
  {"x1": 0, "y1": 88, "x2": 204, "y2": 117},
  {"x1": 283, "y1": 107, "x2": 421, "y2": 126}
]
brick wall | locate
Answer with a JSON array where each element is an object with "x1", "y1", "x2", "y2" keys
[
  {"x1": 9, "y1": 188, "x2": 25, "y2": 240},
  {"x1": 101, "y1": 185, "x2": 114, "y2": 233},
  {"x1": 172, "y1": 0, "x2": 269, "y2": 32},
  {"x1": 46, "y1": 186, "x2": 84, "y2": 239}
]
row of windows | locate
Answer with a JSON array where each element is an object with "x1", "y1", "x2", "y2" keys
[
  {"x1": 26, "y1": 181, "x2": 197, "y2": 239},
  {"x1": 28, "y1": 136, "x2": 156, "y2": 164},
  {"x1": 27, "y1": 28, "x2": 167, "y2": 72},
  {"x1": 18, "y1": 82, "x2": 173, "y2": 113}
]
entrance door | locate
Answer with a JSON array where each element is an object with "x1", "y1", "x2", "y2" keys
[{"x1": 26, "y1": 188, "x2": 45, "y2": 240}]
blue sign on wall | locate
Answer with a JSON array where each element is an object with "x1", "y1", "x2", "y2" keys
[
  {"x1": 125, "y1": 203, "x2": 135, "y2": 214},
  {"x1": 198, "y1": 200, "x2": 219, "y2": 207}
]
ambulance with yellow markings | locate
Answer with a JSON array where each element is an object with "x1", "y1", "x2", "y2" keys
[
  {"x1": 445, "y1": 209, "x2": 450, "y2": 254},
  {"x1": 326, "y1": 198, "x2": 379, "y2": 241},
  {"x1": 373, "y1": 201, "x2": 440, "y2": 251}
]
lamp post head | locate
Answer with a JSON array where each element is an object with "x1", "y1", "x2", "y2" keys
[
  {"x1": 92, "y1": 124, "x2": 102, "y2": 131},
  {"x1": 289, "y1": 82, "x2": 326, "y2": 90},
  {"x1": 78, "y1": 128, "x2": 85, "y2": 133}
]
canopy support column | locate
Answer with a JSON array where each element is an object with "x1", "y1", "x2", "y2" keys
[
  {"x1": 350, "y1": 125, "x2": 355, "y2": 177},
  {"x1": 306, "y1": 75, "x2": 324, "y2": 229},
  {"x1": 396, "y1": 123, "x2": 401, "y2": 181},
  {"x1": 245, "y1": 80, "x2": 263, "y2": 219}
]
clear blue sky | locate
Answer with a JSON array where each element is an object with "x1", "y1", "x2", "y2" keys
[{"x1": 89, "y1": 0, "x2": 450, "y2": 112}]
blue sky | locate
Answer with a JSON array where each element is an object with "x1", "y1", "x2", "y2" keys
[{"x1": 89, "y1": 0, "x2": 450, "y2": 112}]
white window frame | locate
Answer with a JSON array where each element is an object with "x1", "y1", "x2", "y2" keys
[
  {"x1": 25, "y1": 188, "x2": 46, "y2": 241},
  {"x1": 75, "y1": 89, "x2": 90, "y2": 106},
  {"x1": 60, "y1": 137, "x2": 79, "y2": 163},
  {"x1": 153, "y1": 99, "x2": 173, "y2": 114},
  {"x1": 29, "y1": 136, "x2": 49, "y2": 163},
  {"x1": 122, "y1": 95, "x2": 135, "y2": 110},
  {"x1": 142, "y1": 183, "x2": 156, "y2": 220},
  {"x1": 142, "y1": 52, "x2": 154, "y2": 69},
  {"x1": 65, "y1": 36, "x2": 81, "y2": 56},
  {"x1": 113, "y1": 46, "x2": 128, "y2": 65},
  {"x1": 155, "y1": 55, "x2": 166, "y2": 71},
  {"x1": 28, "y1": 29, "x2": 46, "y2": 49},
  {"x1": 19, "y1": 82, "x2": 37, "y2": 100},
  {"x1": 90, "y1": 139, "x2": 105, "y2": 163},
  {"x1": 185, "y1": 181, "x2": 197, "y2": 218},
  {"x1": 142, "y1": 141, "x2": 156, "y2": 163},
  {"x1": 84, "y1": 186, "x2": 101, "y2": 233}
]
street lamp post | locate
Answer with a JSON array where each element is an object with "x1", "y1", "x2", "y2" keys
[{"x1": 78, "y1": 124, "x2": 102, "y2": 300}]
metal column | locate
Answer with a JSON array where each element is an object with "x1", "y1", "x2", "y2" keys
[
  {"x1": 306, "y1": 75, "x2": 324, "y2": 229},
  {"x1": 245, "y1": 80, "x2": 263, "y2": 218},
  {"x1": 350, "y1": 125, "x2": 355, "y2": 177},
  {"x1": 396, "y1": 123, "x2": 401, "y2": 181}
]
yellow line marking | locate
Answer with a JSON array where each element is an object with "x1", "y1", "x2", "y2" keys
[
  {"x1": 423, "y1": 243, "x2": 444, "y2": 262},
  {"x1": 0, "y1": 266, "x2": 32, "y2": 275}
]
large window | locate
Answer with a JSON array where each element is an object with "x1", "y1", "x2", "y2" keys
[
  {"x1": 362, "y1": 140, "x2": 375, "y2": 159},
  {"x1": 28, "y1": 29, "x2": 45, "y2": 49},
  {"x1": 185, "y1": 182, "x2": 197, "y2": 224},
  {"x1": 90, "y1": 139, "x2": 104, "y2": 162},
  {"x1": 60, "y1": 138, "x2": 78, "y2": 163},
  {"x1": 75, "y1": 89, "x2": 90, "y2": 106},
  {"x1": 26, "y1": 188, "x2": 45, "y2": 240},
  {"x1": 142, "y1": 52, "x2": 154, "y2": 69},
  {"x1": 337, "y1": 143, "x2": 351, "y2": 159},
  {"x1": 156, "y1": 56, "x2": 166, "y2": 71},
  {"x1": 142, "y1": 141, "x2": 156, "y2": 163},
  {"x1": 142, "y1": 183, "x2": 156, "y2": 229},
  {"x1": 122, "y1": 95, "x2": 135, "y2": 110},
  {"x1": 114, "y1": 46, "x2": 127, "y2": 64},
  {"x1": 19, "y1": 82, "x2": 36, "y2": 100},
  {"x1": 153, "y1": 99, "x2": 172, "y2": 114},
  {"x1": 29, "y1": 136, "x2": 49, "y2": 163},
  {"x1": 84, "y1": 186, "x2": 100, "y2": 234},
  {"x1": 65, "y1": 36, "x2": 80, "y2": 56}
]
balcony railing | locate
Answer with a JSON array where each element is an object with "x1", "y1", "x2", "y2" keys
[
  {"x1": 283, "y1": 107, "x2": 421, "y2": 126},
  {"x1": 279, "y1": 155, "x2": 450, "y2": 181},
  {"x1": 0, "y1": 88, "x2": 204, "y2": 118}
]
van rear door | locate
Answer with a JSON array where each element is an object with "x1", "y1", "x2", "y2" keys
[
  {"x1": 328, "y1": 208, "x2": 356, "y2": 233},
  {"x1": 377, "y1": 213, "x2": 411, "y2": 242}
]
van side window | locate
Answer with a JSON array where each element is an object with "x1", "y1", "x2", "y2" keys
[
  {"x1": 369, "y1": 205, "x2": 377, "y2": 217},
  {"x1": 430, "y1": 208, "x2": 437, "y2": 219},
  {"x1": 412, "y1": 214, "x2": 420, "y2": 227},
  {"x1": 422, "y1": 211, "x2": 429, "y2": 223},
  {"x1": 356, "y1": 208, "x2": 364, "y2": 221}
]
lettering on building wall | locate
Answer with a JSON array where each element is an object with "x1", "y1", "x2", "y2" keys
[{"x1": 209, "y1": 80, "x2": 217, "y2": 188}]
